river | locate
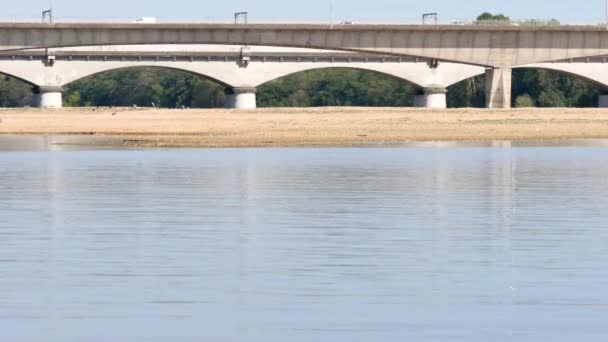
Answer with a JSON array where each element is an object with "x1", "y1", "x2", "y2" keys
[{"x1": 1, "y1": 136, "x2": 607, "y2": 341}]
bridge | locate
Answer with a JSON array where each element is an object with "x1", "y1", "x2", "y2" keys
[{"x1": 2, "y1": 22, "x2": 608, "y2": 109}]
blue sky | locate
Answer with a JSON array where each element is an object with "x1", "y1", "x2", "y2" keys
[{"x1": 4, "y1": 0, "x2": 606, "y2": 23}]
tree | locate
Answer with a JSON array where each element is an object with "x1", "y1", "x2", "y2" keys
[
  {"x1": 476, "y1": 12, "x2": 510, "y2": 22},
  {"x1": 515, "y1": 94, "x2": 535, "y2": 107},
  {"x1": 258, "y1": 68, "x2": 416, "y2": 108},
  {"x1": 0, "y1": 75, "x2": 32, "y2": 107},
  {"x1": 63, "y1": 67, "x2": 225, "y2": 108},
  {"x1": 448, "y1": 75, "x2": 486, "y2": 108},
  {"x1": 538, "y1": 89, "x2": 567, "y2": 107}
]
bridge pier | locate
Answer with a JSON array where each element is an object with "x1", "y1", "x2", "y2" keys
[
  {"x1": 32, "y1": 86, "x2": 63, "y2": 108},
  {"x1": 414, "y1": 87, "x2": 447, "y2": 108},
  {"x1": 486, "y1": 68, "x2": 512, "y2": 109},
  {"x1": 598, "y1": 95, "x2": 608, "y2": 108},
  {"x1": 224, "y1": 87, "x2": 257, "y2": 109}
]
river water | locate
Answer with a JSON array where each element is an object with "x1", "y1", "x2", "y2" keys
[{"x1": 1, "y1": 136, "x2": 607, "y2": 341}]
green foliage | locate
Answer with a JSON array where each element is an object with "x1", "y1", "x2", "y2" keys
[
  {"x1": 512, "y1": 69, "x2": 599, "y2": 107},
  {"x1": 64, "y1": 90, "x2": 81, "y2": 107},
  {"x1": 476, "y1": 12, "x2": 510, "y2": 22},
  {"x1": 538, "y1": 90, "x2": 567, "y2": 107},
  {"x1": 258, "y1": 68, "x2": 416, "y2": 107},
  {"x1": 63, "y1": 67, "x2": 225, "y2": 108},
  {"x1": 447, "y1": 75, "x2": 486, "y2": 108},
  {"x1": 515, "y1": 94, "x2": 535, "y2": 107},
  {"x1": 446, "y1": 68, "x2": 600, "y2": 108},
  {"x1": 0, "y1": 74, "x2": 32, "y2": 107}
]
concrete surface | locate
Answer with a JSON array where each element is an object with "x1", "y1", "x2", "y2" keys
[
  {"x1": 3, "y1": 23, "x2": 608, "y2": 67},
  {"x1": 486, "y1": 68, "x2": 512, "y2": 109}
]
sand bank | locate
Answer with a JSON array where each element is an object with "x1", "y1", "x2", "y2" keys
[{"x1": 1, "y1": 107, "x2": 608, "y2": 147}]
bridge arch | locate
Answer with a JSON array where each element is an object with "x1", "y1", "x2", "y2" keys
[
  {"x1": 0, "y1": 70, "x2": 37, "y2": 87},
  {"x1": 248, "y1": 62, "x2": 484, "y2": 108},
  {"x1": 252, "y1": 63, "x2": 485, "y2": 108},
  {"x1": 0, "y1": 59, "x2": 241, "y2": 107},
  {"x1": 54, "y1": 62, "x2": 237, "y2": 88},
  {"x1": 256, "y1": 67, "x2": 419, "y2": 107},
  {"x1": 62, "y1": 66, "x2": 227, "y2": 108},
  {"x1": 244, "y1": 62, "x2": 485, "y2": 89},
  {"x1": 515, "y1": 64, "x2": 608, "y2": 90},
  {"x1": 511, "y1": 65, "x2": 606, "y2": 107},
  {"x1": 258, "y1": 65, "x2": 425, "y2": 88}
]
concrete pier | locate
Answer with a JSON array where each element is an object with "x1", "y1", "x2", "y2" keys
[
  {"x1": 413, "y1": 94, "x2": 426, "y2": 107},
  {"x1": 486, "y1": 68, "x2": 512, "y2": 109},
  {"x1": 414, "y1": 87, "x2": 447, "y2": 108},
  {"x1": 599, "y1": 95, "x2": 608, "y2": 108},
  {"x1": 424, "y1": 87, "x2": 447, "y2": 108},
  {"x1": 224, "y1": 87, "x2": 257, "y2": 109},
  {"x1": 32, "y1": 86, "x2": 63, "y2": 108}
]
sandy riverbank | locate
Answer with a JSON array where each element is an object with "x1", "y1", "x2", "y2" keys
[{"x1": 1, "y1": 107, "x2": 608, "y2": 147}]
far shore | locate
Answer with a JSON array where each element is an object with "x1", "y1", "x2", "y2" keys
[{"x1": 1, "y1": 107, "x2": 608, "y2": 147}]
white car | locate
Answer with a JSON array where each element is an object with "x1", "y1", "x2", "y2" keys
[{"x1": 135, "y1": 17, "x2": 158, "y2": 23}]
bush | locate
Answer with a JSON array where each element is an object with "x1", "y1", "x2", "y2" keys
[{"x1": 514, "y1": 94, "x2": 535, "y2": 107}]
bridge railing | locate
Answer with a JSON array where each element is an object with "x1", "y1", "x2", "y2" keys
[
  {"x1": 464, "y1": 19, "x2": 563, "y2": 27},
  {"x1": 0, "y1": 16, "x2": 602, "y2": 28}
]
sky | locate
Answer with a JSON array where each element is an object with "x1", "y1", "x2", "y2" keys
[{"x1": 3, "y1": 0, "x2": 607, "y2": 24}]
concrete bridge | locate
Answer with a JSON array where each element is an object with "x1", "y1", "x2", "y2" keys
[
  {"x1": 0, "y1": 45, "x2": 487, "y2": 108},
  {"x1": 2, "y1": 22, "x2": 608, "y2": 108}
]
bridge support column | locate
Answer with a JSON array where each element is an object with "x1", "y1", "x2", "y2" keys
[
  {"x1": 485, "y1": 68, "x2": 512, "y2": 109},
  {"x1": 32, "y1": 86, "x2": 63, "y2": 108},
  {"x1": 414, "y1": 87, "x2": 447, "y2": 108},
  {"x1": 224, "y1": 87, "x2": 257, "y2": 109},
  {"x1": 599, "y1": 95, "x2": 608, "y2": 108}
]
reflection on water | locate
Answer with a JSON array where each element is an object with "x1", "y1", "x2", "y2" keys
[
  {"x1": 1, "y1": 137, "x2": 608, "y2": 341},
  {"x1": 2, "y1": 134, "x2": 608, "y2": 151}
]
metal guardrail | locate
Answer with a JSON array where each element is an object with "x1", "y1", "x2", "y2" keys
[
  {"x1": 462, "y1": 20, "x2": 563, "y2": 27},
  {"x1": 0, "y1": 16, "x2": 602, "y2": 27}
]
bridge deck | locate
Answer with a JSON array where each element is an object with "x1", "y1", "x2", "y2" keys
[{"x1": 0, "y1": 22, "x2": 607, "y2": 32}]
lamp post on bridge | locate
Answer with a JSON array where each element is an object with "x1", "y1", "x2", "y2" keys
[
  {"x1": 49, "y1": 0, "x2": 53, "y2": 22},
  {"x1": 42, "y1": 0, "x2": 54, "y2": 23},
  {"x1": 330, "y1": 0, "x2": 334, "y2": 28}
]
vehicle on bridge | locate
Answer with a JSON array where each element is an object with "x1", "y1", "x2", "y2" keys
[{"x1": 134, "y1": 17, "x2": 158, "y2": 23}]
